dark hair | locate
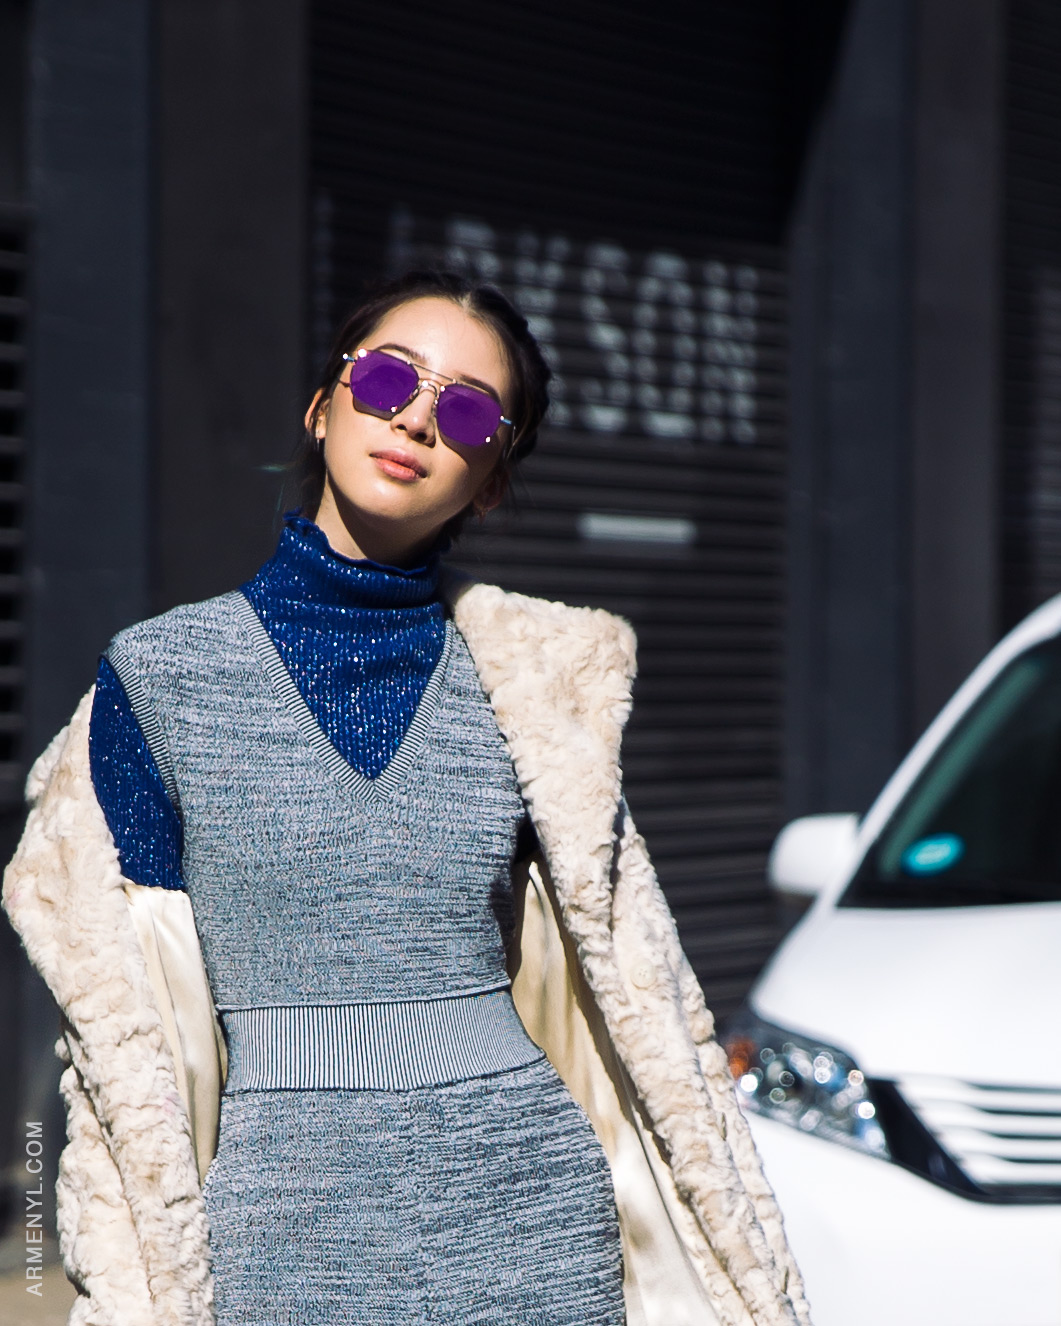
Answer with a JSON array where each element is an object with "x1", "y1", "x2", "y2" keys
[{"x1": 293, "y1": 270, "x2": 551, "y2": 528}]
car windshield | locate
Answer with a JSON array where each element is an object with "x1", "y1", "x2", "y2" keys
[{"x1": 842, "y1": 635, "x2": 1061, "y2": 908}]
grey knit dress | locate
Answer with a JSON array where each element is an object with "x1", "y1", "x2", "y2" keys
[{"x1": 90, "y1": 522, "x2": 626, "y2": 1325}]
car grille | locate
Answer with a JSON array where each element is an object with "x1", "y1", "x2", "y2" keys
[{"x1": 897, "y1": 1075, "x2": 1061, "y2": 1197}]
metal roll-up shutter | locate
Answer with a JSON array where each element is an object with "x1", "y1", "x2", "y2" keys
[
  {"x1": 310, "y1": 2, "x2": 789, "y2": 1017},
  {"x1": 1004, "y1": 3, "x2": 1061, "y2": 629}
]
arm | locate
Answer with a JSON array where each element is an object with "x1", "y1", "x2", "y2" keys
[
  {"x1": 55, "y1": 1034, "x2": 155, "y2": 1325},
  {"x1": 610, "y1": 801, "x2": 812, "y2": 1326},
  {"x1": 89, "y1": 656, "x2": 184, "y2": 892},
  {"x1": 90, "y1": 657, "x2": 226, "y2": 1179},
  {"x1": 3, "y1": 687, "x2": 216, "y2": 1326}
]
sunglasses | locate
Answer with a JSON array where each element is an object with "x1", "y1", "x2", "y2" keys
[{"x1": 340, "y1": 348, "x2": 513, "y2": 448}]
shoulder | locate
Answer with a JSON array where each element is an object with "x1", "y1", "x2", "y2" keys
[
  {"x1": 108, "y1": 592, "x2": 242, "y2": 660},
  {"x1": 109, "y1": 595, "x2": 241, "y2": 653},
  {"x1": 103, "y1": 593, "x2": 252, "y2": 723},
  {"x1": 443, "y1": 570, "x2": 636, "y2": 675},
  {"x1": 442, "y1": 572, "x2": 637, "y2": 730}
]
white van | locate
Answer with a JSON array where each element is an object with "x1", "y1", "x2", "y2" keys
[{"x1": 723, "y1": 594, "x2": 1061, "y2": 1326}]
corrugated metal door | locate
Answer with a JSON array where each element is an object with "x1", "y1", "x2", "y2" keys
[{"x1": 310, "y1": 1, "x2": 789, "y2": 1017}]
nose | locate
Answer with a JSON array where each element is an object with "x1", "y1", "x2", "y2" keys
[{"x1": 391, "y1": 380, "x2": 439, "y2": 444}]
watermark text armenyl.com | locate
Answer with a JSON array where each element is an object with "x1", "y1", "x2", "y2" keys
[{"x1": 25, "y1": 1121, "x2": 44, "y2": 1296}]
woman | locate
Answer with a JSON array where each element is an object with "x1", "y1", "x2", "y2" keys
[{"x1": 3, "y1": 271, "x2": 811, "y2": 1326}]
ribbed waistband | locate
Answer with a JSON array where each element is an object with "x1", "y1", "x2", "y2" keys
[{"x1": 219, "y1": 986, "x2": 544, "y2": 1092}]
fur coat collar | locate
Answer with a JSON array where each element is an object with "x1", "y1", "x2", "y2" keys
[{"x1": 3, "y1": 578, "x2": 812, "y2": 1326}]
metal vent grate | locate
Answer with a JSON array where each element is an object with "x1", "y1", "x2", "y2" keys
[
  {"x1": 899, "y1": 1075, "x2": 1061, "y2": 1196},
  {"x1": 0, "y1": 207, "x2": 28, "y2": 809}
]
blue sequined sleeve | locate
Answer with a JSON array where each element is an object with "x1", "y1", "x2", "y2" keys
[{"x1": 88, "y1": 657, "x2": 185, "y2": 890}]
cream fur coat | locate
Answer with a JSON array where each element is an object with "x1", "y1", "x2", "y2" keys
[{"x1": 2, "y1": 577, "x2": 813, "y2": 1326}]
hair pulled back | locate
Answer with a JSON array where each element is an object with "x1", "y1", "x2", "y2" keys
[{"x1": 295, "y1": 270, "x2": 551, "y2": 522}]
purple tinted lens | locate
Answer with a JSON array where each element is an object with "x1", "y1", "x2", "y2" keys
[
  {"x1": 436, "y1": 386, "x2": 502, "y2": 447},
  {"x1": 347, "y1": 351, "x2": 418, "y2": 413}
]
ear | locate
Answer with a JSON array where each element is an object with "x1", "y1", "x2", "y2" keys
[
  {"x1": 472, "y1": 468, "x2": 509, "y2": 518},
  {"x1": 304, "y1": 389, "x2": 328, "y2": 435}
]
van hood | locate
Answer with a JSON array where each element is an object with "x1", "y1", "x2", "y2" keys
[{"x1": 751, "y1": 901, "x2": 1061, "y2": 1086}]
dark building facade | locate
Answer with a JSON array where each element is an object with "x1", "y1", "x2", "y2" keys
[{"x1": 2, "y1": 0, "x2": 1050, "y2": 1249}]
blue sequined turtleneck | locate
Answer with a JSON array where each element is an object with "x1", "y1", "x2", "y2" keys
[
  {"x1": 89, "y1": 514, "x2": 448, "y2": 890},
  {"x1": 241, "y1": 514, "x2": 446, "y2": 781}
]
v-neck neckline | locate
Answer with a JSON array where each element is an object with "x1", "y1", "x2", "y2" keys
[{"x1": 229, "y1": 591, "x2": 455, "y2": 806}]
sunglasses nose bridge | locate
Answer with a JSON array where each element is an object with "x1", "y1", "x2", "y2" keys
[{"x1": 392, "y1": 376, "x2": 441, "y2": 435}]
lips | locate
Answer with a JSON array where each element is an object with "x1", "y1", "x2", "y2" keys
[{"x1": 370, "y1": 449, "x2": 428, "y2": 481}]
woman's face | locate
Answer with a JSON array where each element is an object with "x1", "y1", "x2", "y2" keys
[{"x1": 309, "y1": 296, "x2": 513, "y2": 565}]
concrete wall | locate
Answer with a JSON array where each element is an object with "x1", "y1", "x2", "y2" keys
[
  {"x1": 4, "y1": 0, "x2": 306, "y2": 1239},
  {"x1": 785, "y1": 0, "x2": 1003, "y2": 817},
  {"x1": 16, "y1": 0, "x2": 154, "y2": 1232},
  {"x1": 154, "y1": 0, "x2": 306, "y2": 611}
]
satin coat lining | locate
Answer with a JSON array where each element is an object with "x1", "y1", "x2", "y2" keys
[{"x1": 123, "y1": 882, "x2": 227, "y2": 1185}]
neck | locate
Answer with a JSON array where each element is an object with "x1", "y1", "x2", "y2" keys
[
  {"x1": 246, "y1": 513, "x2": 442, "y2": 614},
  {"x1": 312, "y1": 487, "x2": 441, "y2": 569}
]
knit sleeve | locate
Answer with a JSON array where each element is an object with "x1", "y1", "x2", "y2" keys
[{"x1": 88, "y1": 656, "x2": 185, "y2": 890}]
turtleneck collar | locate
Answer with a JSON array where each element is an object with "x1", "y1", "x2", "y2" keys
[
  {"x1": 256, "y1": 512, "x2": 443, "y2": 612},
  {"x1": 239, "y1": 513, "x2": 448, "y2": 780}
]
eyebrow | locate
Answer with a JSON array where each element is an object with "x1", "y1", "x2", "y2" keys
[{"x1": 375, "y1": 343, "x2": 502, "y2": 403}]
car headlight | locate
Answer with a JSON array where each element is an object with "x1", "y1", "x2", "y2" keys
[{"x1": 721, "y1": 1008, "x2": 890, "y2": 1159}]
